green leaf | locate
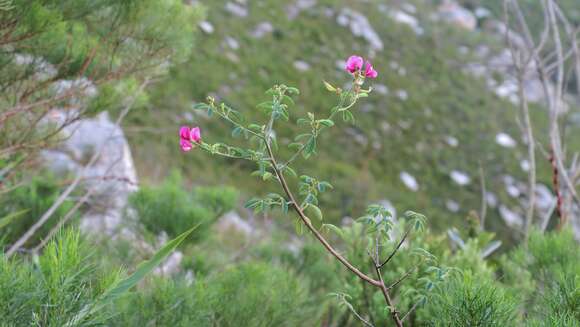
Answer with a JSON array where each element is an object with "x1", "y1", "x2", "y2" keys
[
  {"x1": 231, "y1": 126, "x2": 243, "y2": 138},
  {"x1": 322, "y1": 224, "x2": 344, "y2": 239},
  {"x1": 305, "y1": 204, "x2": 323, "y2": 221},
  {"x1": 282, "y1": 201, "x2": 289, "y2": 215},
  {"x1": 257, "y1": 101, "x2": 273, "y2": 110},
  {"x1": 66, "y1": 224, "x2": 199, "y2": 326},
  {"x1": 323, "y1": 80, "x2": 336, "y2": 92},
  {"x1": 287, "y1": 87, "x2": 300, "y2": 95},
  {"x1": 294, "y1": 219, "x2": 303, "y2": 235},
  {"x1": 244, "y1": 198, "x2": 262, "y2": 209},
  {"x1": 262, "y1": 172, "x2": 273, "y2": 181},
  {"x1": 318, "y1": 119, "x2": 334, "y2": 127},
  {"x1": 0, "y1": 209, "x2": 29, "y2": 230},
  {"x1": 192, "y1": 103, "x2": 209, "y2": 110},
  {"x1": 303, "y1": 137, "x2": 316, "y2": 159},
  {"x1": 281, "y1": 166, "x2": 297, "y2": 177},
  {"x1": 342, "y1": 110, "x2": 355, "y2": 123},
  {"x1": 282, "y1": 95, "x2": 295, "y2": 106}
]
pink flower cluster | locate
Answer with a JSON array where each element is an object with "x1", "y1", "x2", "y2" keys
[
  {"x1": 180, "y1": 126, "x2": 201, "y2": 152},
  {"x1": 345, "y1": 55, "x2": 378, "y2": 79}
]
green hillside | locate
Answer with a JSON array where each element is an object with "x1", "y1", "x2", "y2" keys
[{"x1": 128, "y1": 0, "x2": 575, "y2": 243}]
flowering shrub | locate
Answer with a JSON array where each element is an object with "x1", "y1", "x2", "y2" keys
[{"x1": 183, "y1": 56, "x2": 448, "y2": 326}]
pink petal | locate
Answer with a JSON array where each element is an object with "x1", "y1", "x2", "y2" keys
[
  {"x1": 180, "y1": 139, "x2": 193, "y2": 152},
  {"x1": 190, "y1": 127, "x2": 201, "y2": 143},
  {"x1": 179, "y1": 126, "x2": 191, "y2": 140},
  {"x1": 364, "y1": 61, "x2": 378, "y2": 79},
  {"x1": 345, "y1": 55, "x2": 364, "y2": 73}
]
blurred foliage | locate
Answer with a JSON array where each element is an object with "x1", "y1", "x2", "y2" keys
[
  {"x1": 501, "y1": 229, "x2": 580, "y2": 323},
  {"x1": 113, "y1": 262, "x2": 316, "y2": 326},
  {"x1": 129, "y1": 172, "x2": 237, "y2": 243},
  {"x1": 0, "y1": 172, "x2": 78, "y2": 247},
  {"x1": 421, "y1": 272, "x2": 517, "y2": 326},
  {"x1": 129, "y1": 0, "x2": 579, "y2": 248},
  {"x1": 0, "y1": 230, "x2": 121, "y2": 325},
  {"x1": 0, "y1": 0, "x2": 203, "y2": 189}
]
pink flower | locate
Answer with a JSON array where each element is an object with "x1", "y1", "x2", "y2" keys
[
  {"x1": 190, "y1": 127, "x2": 201, "y2": 143},
  {"x1": 364, "y1": 61, "x2": 378, "y2": 79},
  {"x1": 179, "y1": 126, "x2": 201, "y2": 152},
  {"x1": 180, "y1": 139, "x2": 193, "y2": 152},
  {"x1": 180, "y1": 126, "x2": 191, "y2": 140},
  {"x1": 345, "y1": 55, "x2": 364, "y2": 74}
]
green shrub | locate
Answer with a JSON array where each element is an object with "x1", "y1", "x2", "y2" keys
[
  {"x1": 421, "y1": 272, "x2": 516, "y2": 326},
  {"x1": 194, "y1": 185, "x2": 238, "y2": 216},
  {"x1": 0, "y1": 173, "x2": 78, "y2": 247},
  {"x1": 0, "y1": 230, "x2": 120, "y2": 326},
  {"x1": 115, "y1": 262, "x2": 316, "y2": 326},
  {"x1": 129, "y1": 173, "x2": 237, "y2": 243},
  {"x1": 501, "y1": 229, "x2": 580, "y2": 322}
]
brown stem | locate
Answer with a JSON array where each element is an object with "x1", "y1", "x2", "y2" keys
[
  {"x1": 550, "y1": 147, "x2": 565, "y2": 228},
  {"x1": 375, "y1": 265, "x2": 404, "y2": 327},
  {"x1": 388, "y1": 264, "x2": 419, "y2": 290},
  {"x1": 264, "y1": 141, "x2": 381, "y2": 287},
  {"x1": 379, "y1": 228, "x2": 410, "y2": 268}
]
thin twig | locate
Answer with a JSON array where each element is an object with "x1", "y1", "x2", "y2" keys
[
  {"x1": 264, "y1": 140, "x2": 381, "y2": 287},
  {"x1": 5, "y1": 78, "x2": 150, "y2": 257},
  {"x1": 379, "y1": 227, "x2": 410, "y2": 269},
  {"x1": 479, "y1": 163, "x2": 487, "y2": 230}
]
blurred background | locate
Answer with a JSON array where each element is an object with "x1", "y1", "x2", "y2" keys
[{"x1": 1, "y1": 0, "x2": 579, "y2": 326}]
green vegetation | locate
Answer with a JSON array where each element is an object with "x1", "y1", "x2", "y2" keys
[
  {"x1": 131, "y1": 0, "x2": 578, "y2": 246},
  {"x1": 1, "y1": 0, "x2": 579, "y2": 325},
  {"x1": 0, "y1": 172, "x2": 78, "y2": 246},
  {"x1": 129, "y1": 172, "x2": 237, "y2": 243}
]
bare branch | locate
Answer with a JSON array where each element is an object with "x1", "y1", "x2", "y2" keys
[{"x1": 5, "y1": 78, "x2": 150, "y2": 257}]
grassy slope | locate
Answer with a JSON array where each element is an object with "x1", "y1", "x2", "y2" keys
[{"x1": 128, "y1": 0, "x2": 578, "y2": 244}]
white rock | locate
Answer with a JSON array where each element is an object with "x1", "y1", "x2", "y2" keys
[
  {"x1": 389, "y1": 10, "x2": 424, "y2": 35},
  {"x1": 520, "y1": 159, "x2": 530, "y2": 172},
  {"x1": 445, "y1": 135, "x2": 459, "y2": 147},
  {"x1": 474, "y1": 7, "x2": 491, "y2": 19},
  {"x1": 400, "y1": 171, "x2": 419, "y2": 191},
  {"x1": 216, "y1": 211, "x2": 254, "y2": 236},
  {"x1": 374, "y1": 84, "x2": 389, "y2": 95},
  {"x1": 336, "y1": 8, "x2": 383, "y2": 51},
  {"x1": 224, "y1": 36, "x2": 240, "y2": 50},
  {"x1": 506, "y1": 184, "x2": 521, "y2": 198},
  {"x1": 485, "y1": 192, "x2": 498, "y2": 208},
  {"x1": 286, "y1": 0, "x2": 317, "y2": 20},
  {"x1": 535, "y1": 184, "x2": 555, "y2": 212},
  {"x1": 293, "y1": 60, "x2": 311, "y2": 72},
  {"x1": 251, "y1": 21, "x2": 274, "y2": 38},
  {"x1": 154, "y1": 251, "x2": 184, "y2": 276},
  {"x1": 42, "y1": 111, "x2": 139, "y2": 234},
  {"x1": 446, "y1": 199, "x2": 460, "y2": 212},
  {"x1": 499, "y1": 205, "x2": 524, "y2": 228},
  {"x1": 14, "y1": 53, "x2": 34, "y2": 65},
  {"x1": 14, "y1": 54, "x2": 58, "y2": 81},
  {"x1": 450, "y1": 170, "x2": 471, "y2": 186},
  {"x1": 495, "y1": 133, "x2": 517, "y2": 148},
  {"x1": 225, "y1": 2, "x2": 248, "y2": 17},
  {"x1": 438, "y1": 1, "x2": 477, "y2": 30},
  {"x1": 198, "y1": 21, "x2": 214, "y2": 34},
  {"x1": 396, "y1": 89, "x2": 408, "y2": 100}
]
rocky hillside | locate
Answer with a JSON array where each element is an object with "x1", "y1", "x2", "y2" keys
[{"x1": 128, "y1": 0, "x2": 580, "y2": 244}]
